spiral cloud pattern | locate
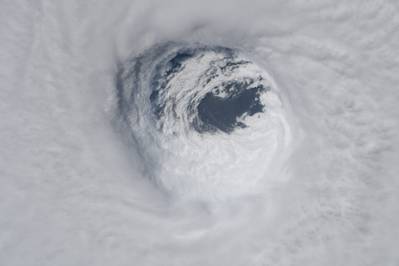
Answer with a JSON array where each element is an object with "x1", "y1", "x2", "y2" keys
[{"x1": 1, "y1": 0, "x2": 399, "y2": 266}]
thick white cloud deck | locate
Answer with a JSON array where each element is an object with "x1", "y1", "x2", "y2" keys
[{"x1": 0, "y1": 0, "x2": 398, "y2": 266}]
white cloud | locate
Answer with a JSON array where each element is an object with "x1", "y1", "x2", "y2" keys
[{"x1": 0, "y1": 0, "x2": 398, "y2": 265}]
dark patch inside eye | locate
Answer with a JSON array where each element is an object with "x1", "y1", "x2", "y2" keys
[{"x1": 195, "y1": 83, "x2": 266, "y2": 133}]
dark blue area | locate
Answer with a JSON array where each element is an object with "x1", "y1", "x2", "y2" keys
[
  {"x1": 196, "y1": 83, "x2": 266, "y2": 133},
  {"x1": 165, "y1": 51, "x2": 193, "y2": 75}
]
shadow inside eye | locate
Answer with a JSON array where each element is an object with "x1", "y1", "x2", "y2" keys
[{"x1": 165, "y1": 51, "x2": 194, "y2": 75}]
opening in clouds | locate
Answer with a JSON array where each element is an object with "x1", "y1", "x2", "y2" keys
[{"x1": 116, "y1": 43, "x2": 292, "y2": 200}]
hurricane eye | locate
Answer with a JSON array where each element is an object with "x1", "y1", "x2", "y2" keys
[{"x1": 116, "y1": 42, "x2": 291, "y2": 200}]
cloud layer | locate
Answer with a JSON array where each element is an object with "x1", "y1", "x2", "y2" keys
[{"x1": 0, "y1": 0, "x2": 398, "y2": 265}]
